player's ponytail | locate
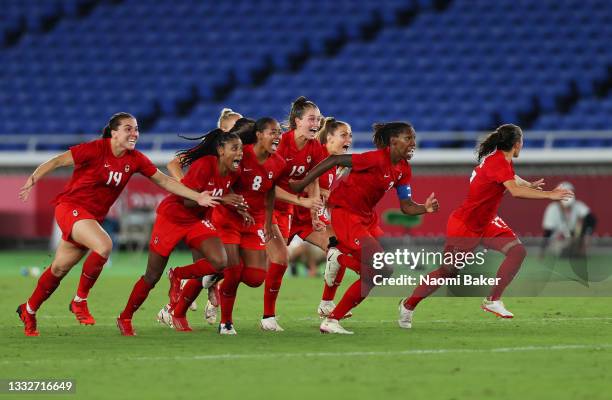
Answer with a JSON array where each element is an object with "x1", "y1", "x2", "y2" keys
[
  {"x1": 285, "y1": 96, "x2": 318, "y2": 130},
  {"x1": 217, "y1": 108, "x2": 242, "y2": 131},
  {"x1": 177, "y1": 128, "x2": 240, "y2": 167},
  {"x1": 101, "y1": 112, "x2": 135, "y2": 138},
  {"x1": 477, "y1": 124, "x2": 522, "y2": 162},
  {"x1": 372, "y1": 121, "x2": 413, "y2": 149},
  {"x1": 238, "y1": 117, "x2": 277, "y2": 145}
]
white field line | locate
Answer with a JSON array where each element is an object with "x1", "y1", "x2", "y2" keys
[{"x1": 2, "y1": 344, "x2": 611, "y2": 365}]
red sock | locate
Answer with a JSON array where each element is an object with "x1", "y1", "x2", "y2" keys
[
  {"x1": 241, "y1": 267, "x2": 266, "y2": 288},
  {"x1": 489, "y1": 245, "x2": 526, "y2": 300},
  {"x1": 404, "y1": 266, "x2": 457, "y2": 310},
  {"x1": 172, "y1": 279, "x2": 203, "y2": 317},
  {"x1": 27, "y1": 266, "x2": 62, "y2": 312},
  {"x1": 172, "y1": 259, "x2": 217, "y2": 280},
  {"x1": 321, "y1": 265, "x2": 347, "y2": 301},
  {"x1": 119, "y1": 277, "x2": 154, "y2": 319},
  {"x1": 263, "y1": 262, "x2": 287, "y2": 317},
  {"x1": 76, "y1": 251, "x2": 107, "y2": 299},
  {"x1": 329, "y1": 279, "x2": 367, "y2": 320},
  {"x1": 219, "y1": 265, "x2": 242, "y2": 324},
  {"x1": 338, "y1": 254, "x2": 362, "y2": 273}
]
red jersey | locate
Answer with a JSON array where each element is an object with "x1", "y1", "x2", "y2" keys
[
  {"x1": 217, "y1": 144, "x2": 286, "y2": 221},
  {"x1": 294, "y1": 146, "x2": 336, "y2": 223},
  {"x1": 319, "y1": 147, "x2": 337, "y2": 191},
  {"x1": 274, "y1": 130, "x2": 326, "y2": 213},
  {"x1": 454, "y1": 149, "x2": 515, "y2": 232},
  {"x1": 54, "y1": 138, "x2": 157, "y2": 219},
  {"x1": 328, "y1": 147, "x2": 412, "y2": 218},
  {"x1": 156, "y1": 155, "x2": 239, "y2": 224}
]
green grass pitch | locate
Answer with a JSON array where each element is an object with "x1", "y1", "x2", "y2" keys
[{"x1": 2, "y1": 250, "x2": 611, "y2": 400}]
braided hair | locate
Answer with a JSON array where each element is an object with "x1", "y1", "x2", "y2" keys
[
  {"x1": 177, "y1": 129, "x2": 241, "y2": 168},
  {"x1": 372, "y1": 122, "x2": 413, "y2": 149}
]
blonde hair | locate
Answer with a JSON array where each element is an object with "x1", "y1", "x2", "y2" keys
[
  {"x1": 316, "y1": 117, "x2": 350, "y2": 145},
  {"x1": 217, "y1": 108, "x2": 242, "y2": 131}
]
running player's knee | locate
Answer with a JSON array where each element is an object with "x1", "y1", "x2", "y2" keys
[
  {"x1": 241, "y1": 267, "x2": 266, "y2": 288},
  {"x1": 91, "y1": 238, "x2": 113, "y2": 258},
  {"x1": 143, "y1": 269, "x2": 162, "y2": 286},
  {"x1": 209, "y1": 252, "x2": 228, "y2": 270},
  {"x1": 50, "y1": 263, "x2": 71, "y2": 277},
  {"x1": 269, "y1": 247, "x2": 288, "y2": 265},
  {"x1": 508, "y1": 243, "x2": 527, "y2": 261}
]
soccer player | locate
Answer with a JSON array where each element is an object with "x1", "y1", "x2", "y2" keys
[
  {"x1": 260, "y1": 96, "x2": 327, "y2": 331},
  {"x1": 165, "y1": 111, "x2": 246, "y2": 324},
  {"x1": 398, "y1": 124, "x2": 574, "y2": 328},
  {"x1": 304, "y1": 117, "x2": 355, "y2": 318},
  {"x1": 17, "y1": 112, "x2": 216, "y2": 336},
  {"x1": 211, "y1": 117, "x2": 286, "y2": 334},
  {"x1": 290, "y1": 122, "x2": 439, "y2": 334},
  {"x1": 116, "y1": 128, "x2": 245, "y2": 335}
]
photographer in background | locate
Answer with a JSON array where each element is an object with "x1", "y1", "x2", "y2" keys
[{"x1": 541, "y1": 182, "x2": 596, "y2": 258}]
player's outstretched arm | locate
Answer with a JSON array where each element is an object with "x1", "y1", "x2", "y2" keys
[
  {"x1": 504, "y1": 180, "x2": 574, "y2": 200},
  {"x1": 400, "y1": 192, "x2": 439, "y2": 215},
  {"x1": 289, "y1": 154, "x2": 352, "y2": 193},
  {"x1": 20, "y1": 151, "x2": 74, "y2": 201},
  {"x1": 148, "y1": 170, "x2": 220, "y2": 207},
  {"x1": 515, "y1": 175, "x2": 545, "y2": 190},
  {"x1": 275, "y1": 186, "x2": 323, "y2": 210}
]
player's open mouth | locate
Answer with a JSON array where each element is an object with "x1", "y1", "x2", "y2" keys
[
  {"x1": 309, "y1": 128, "x2": 318, "y2": 135},
  {"x1": 342, "y1": 144, "x2": 350, "y2": 152},
  {"x1": 407, "y1": 148, "x2": 415, "y2": 158},
  {"x1": 232, "y1": 159, "x2": 241, "y2": 169},
  {"x1": 271, "y1": 139, "x2": 280, "y2": 151},
  {"x1": 127, "y1": 138, "x2": 137, "y2": 145}
]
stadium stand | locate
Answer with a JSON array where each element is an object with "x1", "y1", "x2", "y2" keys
[{"x1": 0, "y1": 0, "x2": 610, "y2": 149}]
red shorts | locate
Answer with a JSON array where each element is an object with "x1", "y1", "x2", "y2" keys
[
  {"x1": 446, "y1": 211, "x2": 518, "y2": 252},
  {"x1": 149, "y1": 212, "x2": 217, "y2": 257},
  {"x1": 55, "y1": 203, "x2": 103, "y2": 249},
  {"x1": 289, "y1": 205, "x2": 331, "y2": 242},
  {"x1": 273, "y1": 210, "x2": 292, "y2": 239},
  {"x1": 331, "y1": 207, "x2": 384, "y2": 255},
  {"x1": 211, "y1": 208, "x2": 266, "y2": 250}
]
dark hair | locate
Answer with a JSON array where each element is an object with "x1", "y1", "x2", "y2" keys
[
  {"x1": 176, "y1": 117, "x2": 255, "y2": 143},
  {"x1": 477, "y1": 124, "x2": 523, "y2": 162},
  {"x1": 101, "y1": 112, "x2": 135, "y2": 138},
  {"x1": 286, "y1": 96, "x2": 318, "y2": 130},
  {"x1": 316, "y1": 117, "x2": 350, "y2": 145},
  {"x1": 238, "y1": 117, "x2": 278, "y2": 145},
  {"x1": 372, "y1": 122, "x2": 414, "y2": 149},
  {"x1": 177, "y1": 129, "x2": 241, "y2": 168}
]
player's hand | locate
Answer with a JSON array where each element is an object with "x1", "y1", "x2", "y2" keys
[
  {"x1": 549, "y1": 186, "x2": 574, "y2": 201},
  {"x1": 424, "y1": 192, "x2": 439, "y2": 213},
  {"x1": 530, "y1": 178, "x2": 545, "y2": 190},
  {"x1": 196, "y1": 190, "x2": 221, "y2": 207},
  {"x1": 19, "y1": 176, "x2": 36, "y2": 202},
  {"x1": 221, "y1": 193, "x2": 248, "y2": 211},
  {"x1": 288, "y1": 179, "x2": 305, "y2": 193},
  {"x1": 238, "y1": 209, "x2": 255, "y2": 227},
  {"x1": 320, "y1": 189, "x2": 330, "y2": 204},
  {"x1": 300, "y1": 196, "x2": 323, "y2": 211},
  {"x1": 264, "y1": 222, "x2": 275, "y2": 242}
]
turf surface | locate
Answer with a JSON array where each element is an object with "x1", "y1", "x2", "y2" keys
[{"x1": 2, "y1": 250, "x2": 611, "y2": 400}]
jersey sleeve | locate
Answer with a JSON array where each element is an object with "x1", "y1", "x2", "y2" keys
[
  {"x1": 69, "y1": 140, "x2": 100, "y2": 166},
  {"x1": 397, "y1": 163, "x2": 412, "y2": 186},
  {"x1": 351, "y1": 150, "x2": 381, "y2": 172},
  {"x1": 135, "y1": 151, "x2": 158, "y2": 177},
  {"x1": 182, "y1": 158, "x2": 212, "y2": 191},
  {"x1": 542, "y1": 203, "x2": 560, "y2": 230}
]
